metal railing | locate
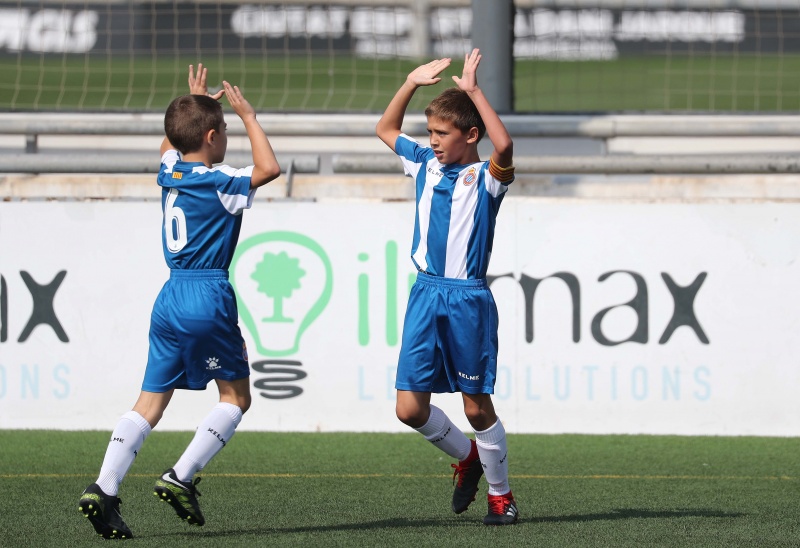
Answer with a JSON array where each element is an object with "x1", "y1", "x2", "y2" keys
[
  {"x1": 2, "y1": 113, "x2": 799, "y2": 178},
  {"x1": 5, "y1": 112, "x2": 800, "y2": 139},
  {"x1": 332, "y1": 153, "x2": 800, "y2": 175}
]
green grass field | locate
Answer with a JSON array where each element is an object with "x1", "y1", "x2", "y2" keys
[
  {"x1": 3, "y1": 54, "x2": 800, "y2": 113},
  {"x1": 1, "y1": 430, "x2": 798, "y2": 547}
]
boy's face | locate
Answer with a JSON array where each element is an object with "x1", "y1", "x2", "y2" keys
[{"x1": 426, "y1": 116, "x2": 476, "y2": 165}]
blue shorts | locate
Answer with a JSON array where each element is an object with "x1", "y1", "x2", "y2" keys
[
  {"x1": 142, "y1": 270, "x2": 250, "y2": 392},
  {"x1": 395, "y1": 273, "x2": 498, "y2": 394}
]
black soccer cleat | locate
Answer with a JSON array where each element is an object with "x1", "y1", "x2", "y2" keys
[
  {"x1": 153, "y1": 468, "x2": 205, "y2": 526},
  {"x1": 451, "y1": 440, "x2": 484, "y2": 514},
  {"x1": 483, "y1": 492, "x2": 519, "y2": 525},
  {"x1": 78, "y1": 483, "x2": 134, "y2": 539}
]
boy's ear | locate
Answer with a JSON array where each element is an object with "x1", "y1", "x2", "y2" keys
[
  {"x1": 205, "y1": 128, "x2": 217, "y2": 145},
  {"x1": 466, "y1": 126, "x2": 479, "y2": 144}
]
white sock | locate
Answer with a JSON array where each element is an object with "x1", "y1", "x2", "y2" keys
[
  {"x1": 474, "y1": 418, "x2": 510, "y2": 496},
  {"x1": 415, "y1": 404, "x2": 472, "y2": 461},
  {"x1": 173, "y1": 402, "x2": 243, "y2": 482},
  {"x1": 96, "y1": 411, "x2": 151, "y2": 496}
]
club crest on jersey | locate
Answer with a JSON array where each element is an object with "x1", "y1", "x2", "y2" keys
[
  {"x1": 172, "y1": 172, "x2": 183, "y2": 179},
  {"x1": 463, "y1": 167, "x2": 477, "y2": 186}
]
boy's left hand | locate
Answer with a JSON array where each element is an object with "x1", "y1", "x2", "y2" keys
[
  {"x1": 223, "y1": 81, "x2": 256, "y2": 121},
  {"x1": 188, "y1": 63, "x2": 225, "y2": 100},
  {"x1": 452, "y1": 48, "x2": 481, "y2": 93}
]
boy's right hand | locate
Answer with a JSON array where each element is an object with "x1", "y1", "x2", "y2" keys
[
  {"x1": 188, "y1": 63, "x2": 225, "y2": 100},
  {"x1": 406, "y1": 58, "x2": 452, "y2": 88},
  {"x1": 222, "y1": 81, "x2": 256, "y2": 121}
]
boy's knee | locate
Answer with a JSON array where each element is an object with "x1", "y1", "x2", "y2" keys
[
  {"x1": 464, "y1": 406, "x2": 484, "y2": 424},
  {"x1": 220, "y1": 393, "x2": 251, "y2": 414},
  {"x1": 462, "y1": 396, "x2": 497, "y2": 430},
  {"x1": 396, "y1": 405, "x2": 428, "y2": 429},
  {"x1": 236, "y1": 394, "x2": 252, "y2": 414},
  {"x1": 217, "y1": 378, "x2": 251, "y2": 413}
]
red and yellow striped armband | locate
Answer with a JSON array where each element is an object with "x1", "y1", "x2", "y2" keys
[{"x1": 489, "y1": 157, "x2": 515, "y2": 183}]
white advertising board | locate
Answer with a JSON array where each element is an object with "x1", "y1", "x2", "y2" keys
[{"x1": 1, "y1": 198, "x2": 798, "y2": 435}]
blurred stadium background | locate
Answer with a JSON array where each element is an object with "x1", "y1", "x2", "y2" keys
[
  {"x1": 2, "y1": 0, "x2": 800, "y2": 192},
  {"x1": 2, "y1": 0, "x2": 800, "y2": 112}
]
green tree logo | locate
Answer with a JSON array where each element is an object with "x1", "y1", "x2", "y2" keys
[
  {"x1": 251, "y1": 251, "x2": 306, "y2": 323},
  {"x1": 231, "y1": 231, "x2": 333, "y2": 357}
]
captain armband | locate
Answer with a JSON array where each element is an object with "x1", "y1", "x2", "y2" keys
[{"x1": 489, "y1": 157, "x2": 515, "y2": 183}]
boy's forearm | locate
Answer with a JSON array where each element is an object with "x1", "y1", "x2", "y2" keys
[
  {"x1": 467, "y1": 88, "x2": 513, "y2": 166},
  {"x1": 384, "y1": 81, "x2": 418, "y2": 128},
  {"x1": 243, "y1": 116, "x2": 281, "y2": 187},
  {"x1": 376, "y1": 81, "x2": 418, "y2": 149}
]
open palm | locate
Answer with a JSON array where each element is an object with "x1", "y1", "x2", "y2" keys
[{"x1": 407, "y1": 58, "x2": 452, "y2": 87}]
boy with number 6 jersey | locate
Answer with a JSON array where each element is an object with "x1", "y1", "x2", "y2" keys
[
  {"x1": 78, "y1": 64, "x2": 280, "y2": 539},
  {"x1": 376, "y1": 49, "x2": 518, "y2": 525}
]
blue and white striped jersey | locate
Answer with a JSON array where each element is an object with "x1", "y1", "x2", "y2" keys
[
  {"x1": 157, "y1": 149, "x2": 256, "y2": 270},
  {"x1": 395, "y1": 133, "x2": 513, "y2": 280}
]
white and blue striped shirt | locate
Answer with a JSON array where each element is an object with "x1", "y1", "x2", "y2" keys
[
  {"x1": 395, "y1": 133, "x2": 512, "y2": 280},
  {"x1": 158, "y1": 149, "x2": 256, "y2": 270}
]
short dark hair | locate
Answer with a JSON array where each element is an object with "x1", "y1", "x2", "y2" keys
[
  {"x1": 164, "y1": 94, "x2": 224, "y2": 154},
  {"x1": 425, "y1": 88, "x2": 486, "y2": 142}
]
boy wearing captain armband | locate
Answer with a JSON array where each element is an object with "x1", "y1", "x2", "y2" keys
[{"x1": 376, "y1": 49, "x2": 518, "y2": 525}]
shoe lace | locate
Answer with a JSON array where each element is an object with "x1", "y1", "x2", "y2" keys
[
  {"x1": 487, "y1": 495, "x2": 510, "y2": 515},
  {"x1": 451, "y1": 462, "x2": 467, "y2": 487},
  {"x1": 189, "y1": 477, "x2": 202, "y2": 497}
]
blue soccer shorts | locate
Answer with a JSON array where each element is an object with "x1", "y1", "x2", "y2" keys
[
  {"x1": 395, "y1": 272, "x2": 499, "y2": 394},
  {"x1": 142, "y1": 269, "x2": 250, "y2": 392}
]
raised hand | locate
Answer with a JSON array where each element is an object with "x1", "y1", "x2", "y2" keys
[
  {"x1": 452, "y1": 48, "x2": 481, "y2": 93},
  {"x1": 406, "y1": 58, "x2": 452, "y2": 87},
  {"x1": 222, "y1": 81, "x2": 255, "y2": 121},
  {"x1": 188, "y1": 63, "x2": 225, "y2": 100}
]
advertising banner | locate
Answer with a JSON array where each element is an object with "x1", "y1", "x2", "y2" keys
[
  {"x1": 0, "y1": 2, "x2": 796, "y2": 59},
  {"x1": 1, "y1": 198, "x2": 798, "y2": 435}
]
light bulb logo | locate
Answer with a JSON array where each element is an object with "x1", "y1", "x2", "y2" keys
[{"x1": 231, "y1": 231, "x2": 332, "y2": 356}]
